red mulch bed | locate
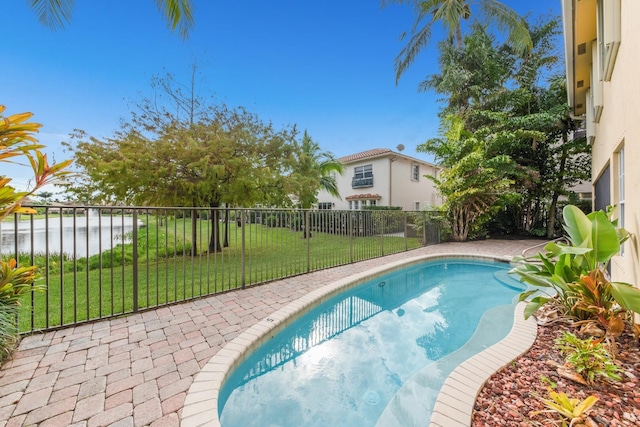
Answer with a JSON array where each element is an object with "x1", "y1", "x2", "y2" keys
[{"x1": 472, "y1": 323, "x2": 640, "y2": 426}]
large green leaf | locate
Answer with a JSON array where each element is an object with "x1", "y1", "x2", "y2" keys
[
  {"x1": 587, "y1": 210, "x2": 620, "y2": 265},
  {"x1": 523, "y1": 296, "x2": 551, "y2": 319},
  {"x1": 609, "y1": 282, "x2": 640, "y2": 313},
  {"x1": 563, "y1": 205, "x2": 592, "y2": 247}
]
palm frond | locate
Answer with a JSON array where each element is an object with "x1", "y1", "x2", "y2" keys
[
  {"x1": 154, "y1": 0, "x2": 195, "y2": 39},
  {"x1": 479, "y1": 0, "x2": 532, "y2": 55},
  {"x1": 28, "y1": 0, "x2": 75, "y2": 30},
  {"x1": 394, "y1": 18, "x2": 434, "y2": 84}
]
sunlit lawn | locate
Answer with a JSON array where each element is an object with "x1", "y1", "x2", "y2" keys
[{"x1": 18, "y1": 215, "x2": 420, "y2": 331}]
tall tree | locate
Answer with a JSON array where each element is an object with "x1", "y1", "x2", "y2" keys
[
  {"x1": 418, "y1": 115, "x2": 515, "y2": 241},
  {"x1": 385, "y1": 0, "x2": 532, "y2": 83},
  {"x1": 63, "y1": 72, "x2": 298, "y2": 253},
  {"x1": 422, "y1": 19, "x2": 590, "y2": 239},
  {"x1": 28, "y1": 0, "x2": 194, "y2": 38},
  {"x1": 289, "y1": 131, "x2": 345, "y2": 209}
]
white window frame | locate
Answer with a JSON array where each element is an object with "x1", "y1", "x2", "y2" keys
[
  {"x1": 618, "y1": 146, "x2": 625, "y2": 255},
  {"x1": 414, "y1": 202, "x2": 420, "y2": 211},
  {"x1": 354, "y1": 164, "x2": 373, "y2": 179}
]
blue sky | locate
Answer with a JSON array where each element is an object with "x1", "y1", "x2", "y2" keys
[{"x1": 3, "y1": 0, "x2": 561, "y2": 194}]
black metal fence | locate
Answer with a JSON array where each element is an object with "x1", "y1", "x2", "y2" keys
[{"x1": 0, "y1": 206, "x2": 442, "y2": 333}]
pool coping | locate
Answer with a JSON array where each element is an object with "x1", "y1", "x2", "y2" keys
[{"x1": 180, "y1": 253, "x2": 538, "y2": 427}]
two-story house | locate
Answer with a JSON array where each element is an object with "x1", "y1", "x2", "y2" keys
[
  {"x1": 316, "y1": 148, "x2": 442, "y2": 211},
  {"x1": 562, "y1": 0, "x2": 638, "y2": 288}
]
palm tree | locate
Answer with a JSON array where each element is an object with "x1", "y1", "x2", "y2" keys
[
  {"x1": 385, "y1": 0, "x2": 532, "y2": 83},
  {"x1": 28, "y1": 0, "x2": 194, "y2": 38},
  {"x1": 292, "y1": 131, "x2": 344, "y2": 209}
]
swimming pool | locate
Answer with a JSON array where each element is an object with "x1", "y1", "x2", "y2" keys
[{"x1": 214, "y1": 257, "x2": 525, "y2": 427}]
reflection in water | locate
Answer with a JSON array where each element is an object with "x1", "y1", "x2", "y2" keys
[
  {"x1": 0, "y1": 213, "x2": 143, "y2": 257},
  {"x1": 220, "y1": 260, "x2": 520, "y2": 427}
]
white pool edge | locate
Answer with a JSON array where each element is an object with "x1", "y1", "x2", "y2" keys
[
  {"x1": 180, "y1": 253, "x2": 537, "y2": 427},
  {"x1": 428, "y1": 301, "x2": 537, "y2": 426}
]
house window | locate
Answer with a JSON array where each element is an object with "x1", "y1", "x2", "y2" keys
[
  {"x1": 617, "y1": 146, "x2": 625, "y2": 255},
  {"x1": 352, "y1": 164, "x2": 374, "y2": 188},
  {"x1": 414, "y1": 202, "x2": 420, "y2": 211},
  {"x1": 369, "y1": 199, "x2": 376, "y2": 207},
  {"x1": 318, "y1": 202, "x2": 333, "y2": 210},
  {"x1": 411, "y1": 164, "x2": 420, "y2": 181},
  {"x1": 354, "y1": 164, "x2": 373, "y2": 179}
]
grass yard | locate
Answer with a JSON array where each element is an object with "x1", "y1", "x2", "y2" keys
[{"x1": 16, "y1": 214, "x2": 421, "y2": 331}]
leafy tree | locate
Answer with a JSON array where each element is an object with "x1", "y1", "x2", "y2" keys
[
  {"x1": 63, "y1": 73, "x2": 298, "y2": 253},
  {"x1": 28, "y1": 0, "x2": 194, "y2": 38},
  {"x1": 289, "y1": 130, "x2": 344, "y2": 209},
  {"x1": 65, "y1": 108, "x2": 297, "y2": 252},
  {"x1": 35, "y1": 191, "x2": 54, "y2": 204},
  {"x1": 385, "y1": 0, "x2": 532, "y2": 83},
  {"x1": 422, "y1": 19, "x2": 590, "y2": 238},
  {"x1": 418, "y1": 115, "x2": 515, "y2": 241}
]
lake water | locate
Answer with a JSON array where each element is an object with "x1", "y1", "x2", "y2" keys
[{"x1": 0, "y1": 213, "x2": 143, "y2": 257}]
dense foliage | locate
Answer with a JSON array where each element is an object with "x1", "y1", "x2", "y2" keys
[{"x1": 418, "y1": 19, "x2": 590, "y2": 239}]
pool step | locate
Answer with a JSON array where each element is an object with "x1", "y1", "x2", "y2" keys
[{"x1": 493, "y1": 270, "x2": 526, "y2": 291}]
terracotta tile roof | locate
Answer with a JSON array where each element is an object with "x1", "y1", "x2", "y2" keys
[
  {"x1": 345, "y1": 193, "x2": 382, "y2": 200},
  {"x1": 339, "y1": 148, "x2": 392, "y2": 163}
]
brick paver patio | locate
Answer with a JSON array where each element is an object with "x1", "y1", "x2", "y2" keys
[{"x1": 0, "y1": 239, "x2": 542, "y2": 427}]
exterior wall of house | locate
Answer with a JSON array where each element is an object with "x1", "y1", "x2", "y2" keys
[
  {"x1": 316, "y1": 151, "x2": 441, "y2": 211},
  {"x1": 564, "y1": 0, "x2": 640, "y2": 288}
]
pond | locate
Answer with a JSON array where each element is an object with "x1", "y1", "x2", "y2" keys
[{"x1": 0, "y1": 211, "x2": 143, "y2": 257}]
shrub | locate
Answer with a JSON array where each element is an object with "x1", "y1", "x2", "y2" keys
[{"x1": 555, "y1": 332, "x2": 621, "y2": 384}]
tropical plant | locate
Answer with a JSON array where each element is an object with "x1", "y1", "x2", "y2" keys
[
  {"x1": 418, "y1": 114, "x2": 515, "y2": 241},
  {"x1": 1, "y1": 105, "x2": 73, "y2": 220},
  {"x1": 289, "y1": 130, "x2": 345, "y2": 209},
  {"x1": 533, "y1": 387, "x2": 598, "y2": 426},
  {"x1": 1, "y1": 105, "x2": 71, "y2": 361},
  {"x1": 384, "y1": 0, "x2": 532, "y2": 83},
  {"x1": 28, "y1": 0, "x2": 194, "y2": 38},
  {"x1": 513, "y1": 205, "x2": 640, "y2": 329},
  {"x1": 555, "y1": 332, "x2": 621, "y2": 385}
]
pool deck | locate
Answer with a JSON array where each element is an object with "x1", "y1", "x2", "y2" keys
[{"x1": 0, "y1": 239, "x2": 542, "y2": 427}]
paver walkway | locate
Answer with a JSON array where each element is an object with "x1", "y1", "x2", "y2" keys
[{"x1": 0, "y1": 239, "x2": 542, "y2": 427}]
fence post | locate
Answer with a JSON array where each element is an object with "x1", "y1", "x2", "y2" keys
[
  {"x1": 349, "y1": 211, "x2": 353, "y2": 263},
  {"x1": 404, "y1": 213, "x2": 408, "y2": 251},
  {"x1": 380, "y1": 212, "x2": 385, "y2": 256},
  {"x1": 132, "y1": 210, "x2": 139, "y2": 312},
  {"x1": 305, "y1": 210, "x2": 311, "y2": 273},
  {"x1": 241, "y1": 210, "x2": 246, "y2": 288},
  {"x1": 423, "y1": 211, "x2": 427, "y2": 246}
]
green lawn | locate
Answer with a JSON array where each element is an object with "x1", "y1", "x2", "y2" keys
[{"x1": 17, "y1": 214, "x2": 421, "y2": 331}]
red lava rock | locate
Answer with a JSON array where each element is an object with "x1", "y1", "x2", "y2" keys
[{"x1": 472, "y1": 323, "x2": 640, "y2": 426}]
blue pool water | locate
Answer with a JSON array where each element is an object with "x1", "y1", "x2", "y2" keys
[{"x1": 219, "y1": 258, "x2": 524, "y2": 426}]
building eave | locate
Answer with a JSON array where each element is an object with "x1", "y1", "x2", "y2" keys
[{"x1": 563, "y1": 0, "x2": 597, "y2": 117}]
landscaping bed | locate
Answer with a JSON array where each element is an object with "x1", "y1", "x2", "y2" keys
[{"x1": 473, "y1": 322, "x2": 640, "y2": 426}]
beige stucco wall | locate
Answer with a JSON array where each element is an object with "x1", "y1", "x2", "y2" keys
[
  {"x1": 590, "y1": 0, "x2": 640, "y2": 287},
  {"x1": 317, "y1": 153, "x2": 441, "y2": 211}
]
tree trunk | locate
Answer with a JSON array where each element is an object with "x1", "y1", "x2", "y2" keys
[
  {"x1": 209, "y1": 203, "x2": 222, "y2": 252},
  {"x1": 547, "y1": 128, "x2": 570, "y2": 238},
  {"x1": 223, "y1": 207, "x2": 230, "y2": 248},
  {"x1": 191, "y1": 209, "x2": 198, "y2": 256}
]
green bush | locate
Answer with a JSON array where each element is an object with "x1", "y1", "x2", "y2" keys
[{"x1": 555, "y1": 332, "x2": 621, "y2": 384}]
